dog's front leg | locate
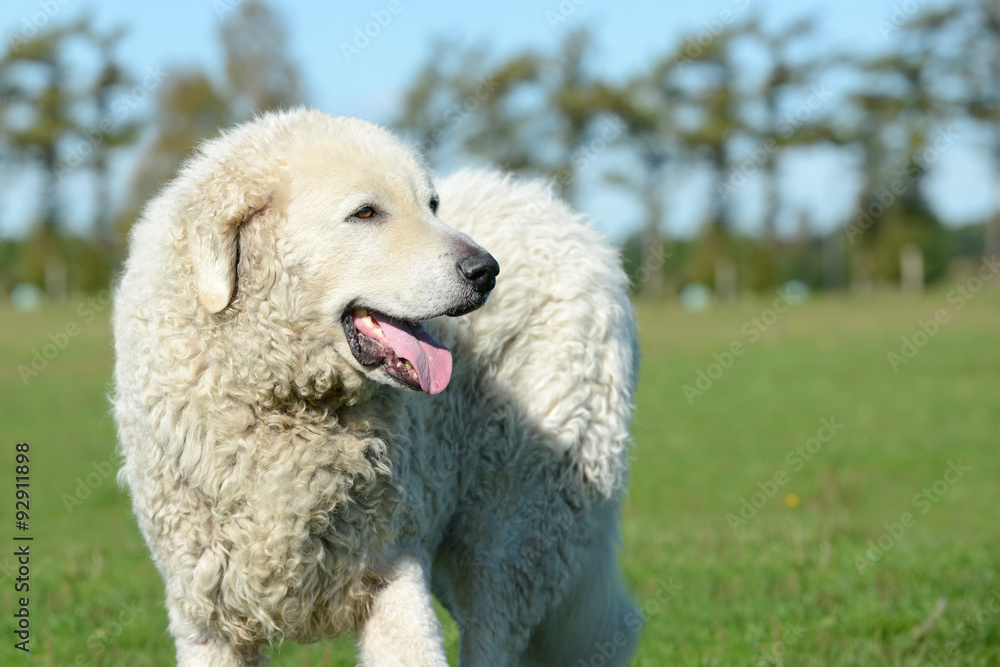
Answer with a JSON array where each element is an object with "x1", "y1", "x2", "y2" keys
[
  {"x1": 357, "y1": 552, "x2": 448, "y2": 667},
  {"x1": 168, "y1": 604, "x2": 261, "y2": 667}
]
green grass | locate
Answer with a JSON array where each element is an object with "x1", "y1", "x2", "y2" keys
[{"x1": 2, "y1": 287, "x2": 999, "y2": 665}]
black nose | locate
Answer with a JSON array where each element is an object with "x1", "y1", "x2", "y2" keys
[{"x1": 457, "y1": 250, "x2": 500, "y2": 294}]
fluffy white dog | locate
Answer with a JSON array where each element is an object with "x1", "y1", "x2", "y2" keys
[{"x1": 113, "y1": 109, "x2": 640, "y2": 666}]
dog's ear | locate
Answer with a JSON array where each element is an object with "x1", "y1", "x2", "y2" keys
[{"x1": 181, "y1": 162, "x2": 281, "y2": 313}]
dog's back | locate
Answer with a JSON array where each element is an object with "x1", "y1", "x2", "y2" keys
[{"x1": 419, "y1": 170, "x2": 641, "y2": 665}]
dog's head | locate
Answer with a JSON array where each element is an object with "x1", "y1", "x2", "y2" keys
[{"x1": 173, "y1": 109, "x2": 498, "y2": 397}]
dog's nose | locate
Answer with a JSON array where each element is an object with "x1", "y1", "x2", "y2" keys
[{"x1": 457, "y1": 250, "x2": 500, "y2": 294}]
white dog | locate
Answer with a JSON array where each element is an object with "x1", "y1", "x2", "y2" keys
[{"x1": 113, "y1": 109, "x2": 640, "y2": 666}]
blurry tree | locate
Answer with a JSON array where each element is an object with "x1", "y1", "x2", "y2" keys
[
  {"x1": 676, "y1": 20, "x2": 752, "y2": 298},
  {"x1": 844, "y1": 4, "x2": 958, "y2": 288},
  {"x1": 114, "y1": 70, "x2": 230, "y2": 240},
  {"x1": 117, "y1": 0, "x2": 303, "y2": 239},
  {"x1": 0, "y1": 22, "x2": 83, "y2": 236},
  {"x1": 0, "y1": 17, "x2": 136, "y2": 296},
  {"x1": 448, "y1": 46, "x2": 543, "y2": 173},
  {"x1": 744, "y1": 16, "x2": 826, "y2": 290},
  {"x1": 388, "y1": 3, "x2": 989, "y2": 298},
  {"x1": 220, "y1": 0, "x2": 302, "y2": 118},
  {"x1": 396, "y1": 30, "x2": 625, "y2": 208},
  {"x1": 86, "y1": 24, "x2": 141, "y2": 246},
  {"x1": 394, "y1": 38, "x2": 474, "y2": 161},
  {"x1": 606, "y1": 52, "x2": 686, "y2": 298},
  {"x1": 612, "y1": 17, "x2": 828, "y2": 296},
  {"x1": 539, "y1": 29, "x2": 625, "y2": 203},
  {"x1": 955, "y1": 0, "x2": 1000, "y2": 261}
]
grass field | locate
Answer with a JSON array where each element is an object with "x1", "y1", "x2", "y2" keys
[{"x1": 1, "y1": 285, "x2": 998, "y2": 665}]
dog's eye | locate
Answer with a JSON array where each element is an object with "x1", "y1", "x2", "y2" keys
[
  {"x1": 429, "y1": 197, "x2": 439, "y2": 214},
  {"x1": 353, "y1": 206, "x2": 376, "y2": 219}
]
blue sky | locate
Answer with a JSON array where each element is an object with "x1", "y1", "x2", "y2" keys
[{"x1": 0, "y1": 0, "x2": 992, "y2": 241}]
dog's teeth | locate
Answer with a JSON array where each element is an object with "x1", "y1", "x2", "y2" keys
[
  {"x1": 353, "y1": 307, "x2": 368, "y2": 317},
  {"x1": 404, "y1": 360, "x2": 413, "y2": 369}
]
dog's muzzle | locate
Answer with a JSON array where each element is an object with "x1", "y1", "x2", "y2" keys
[
  {"x1": 458, "y1": 249, "x2": 500, "y2": 295},
  {"x1": 447, "y1": 247, "x2": 499, "y2": 316}
]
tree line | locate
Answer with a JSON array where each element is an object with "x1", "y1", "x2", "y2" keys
[{"x1": 1, "y1": 0, "x2": 997, "y2": 300}]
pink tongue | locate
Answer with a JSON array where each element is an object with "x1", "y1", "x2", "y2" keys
[{"x1": 376, "y1": 315, "x2": 453, "y2": 394}]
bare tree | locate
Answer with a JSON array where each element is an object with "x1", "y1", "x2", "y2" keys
[
  {"x1": 117, "y1": 0, "x2": 304, "y2": 239},
  {"x1": 220, "y1": 0, "x2": 302, "y2": 118},
  {"x1": 606, "y1": 53, "x2": 686, "y2": 297},
  {"x1": 85, "y1": 23, "x2": 141, "y2": 244},
  {"x1": 844, "y1": 3, "x2": 957, "y2": 288},
  {"x1": 957, "y1": 1, "x2": 1000, "y2": 260},
  {"x1": 396, "y1": 30, "x2": 625, "y2": 209}
]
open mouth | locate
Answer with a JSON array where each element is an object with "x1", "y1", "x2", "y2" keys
[{"x1": 342, "y1": 307, "x2": 453, "y2": 394}]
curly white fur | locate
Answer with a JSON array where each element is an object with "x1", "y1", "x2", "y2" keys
[{"x1": 113, "y1": 109, "x2": 640, "y2": 666}]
